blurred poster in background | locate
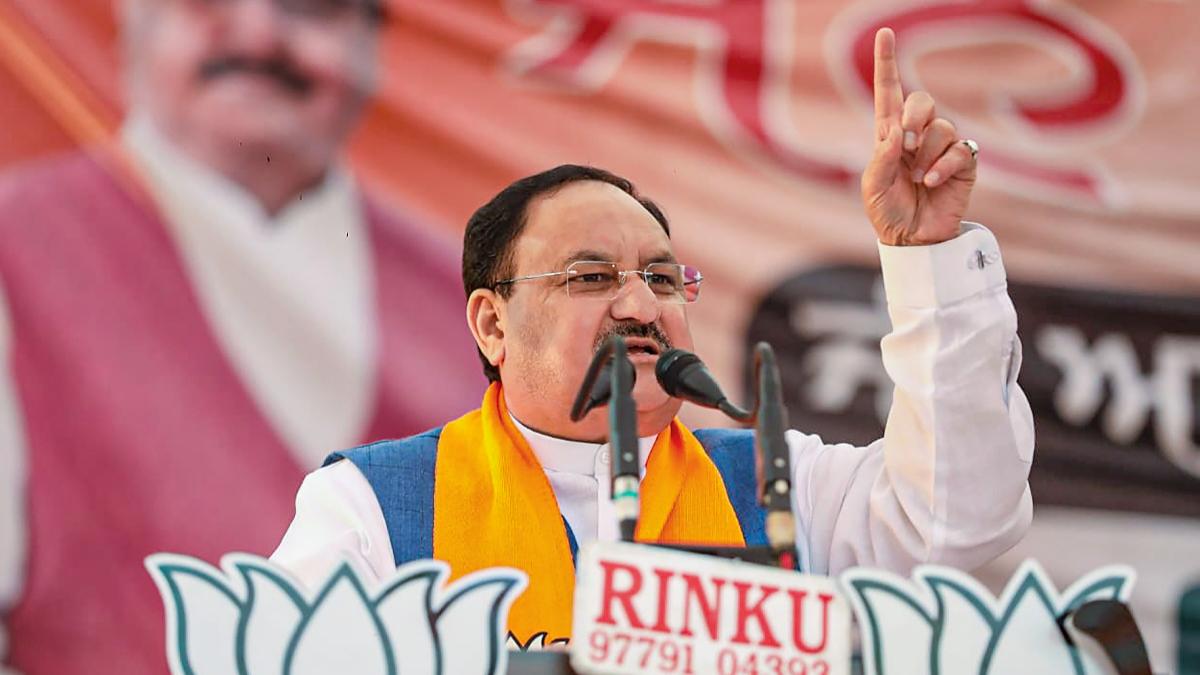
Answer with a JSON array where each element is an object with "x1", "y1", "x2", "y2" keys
[{"x1": 0, "y1": 0, "x2": 1196, "y2": 672}]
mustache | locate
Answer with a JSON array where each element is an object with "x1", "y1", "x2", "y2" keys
[
  {"x1": 593, "y1": 322, "x2": 672, "y2": 354},
  {"x1": 198, "y1": 55, "x2": 313, "y2": 95}
]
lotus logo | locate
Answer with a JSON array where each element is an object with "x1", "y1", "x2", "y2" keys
[
  {"x1": 508, "y1": 631, "x2": 569, "y2": 651},
  {"x1": 842, "y1": 560, "x2": 1135, "y2": 675},
  {"x1": 145, "y1": 553, "x2": 527, "y2": 675}
]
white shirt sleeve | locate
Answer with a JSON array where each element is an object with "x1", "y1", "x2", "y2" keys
[
  {"x1": 0, "y1": 281, "x2": 29, "y2": 673},
  {"x1": 790, "y1": 223, "x2": 1034, "y2": 576},
  {"x1": 269, "y1": 459, "x2": 396, "y2": 591}
]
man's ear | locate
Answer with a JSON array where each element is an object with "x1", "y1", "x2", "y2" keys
[{"x1": 467, "y1": 288, "x2": 505, "y2": 371}]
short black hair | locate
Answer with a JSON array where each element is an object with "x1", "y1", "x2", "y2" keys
[{"x1": 462, "y1": 164, "x2": 670, "y2": 383}]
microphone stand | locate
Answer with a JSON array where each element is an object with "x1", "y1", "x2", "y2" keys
[
  {"x1": 608, "y1": 338, "x2": 640, "y2": 542},
  {"x1": 571, "y1": 338, "x2": 797, "y2": 565},
  {"x1": 570, "y1": 336, "x2": 640, "y2": 542},
  {"x1": 751, "y1": 343, "x2": 798, "y2": 570}
]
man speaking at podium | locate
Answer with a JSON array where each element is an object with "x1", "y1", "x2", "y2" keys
[{"x1": 272, "y1": 28, "x2": 1034, "y2": 648}]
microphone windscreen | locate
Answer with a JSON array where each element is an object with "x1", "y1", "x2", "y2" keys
[
  {"x1": 655, "y1": 348, "x2": 700, "y2": 397},
  {"x1": 571, "y1": 351, "x2": 637, "y2": 421}
]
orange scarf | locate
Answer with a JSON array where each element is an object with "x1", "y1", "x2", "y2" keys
[{"x1": 433, "y1": 383, "x2": 745, "y2": 644}]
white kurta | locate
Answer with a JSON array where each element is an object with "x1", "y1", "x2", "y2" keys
[{"x1": 270, "y1": 223, "x2": 1035, "y2": 589}]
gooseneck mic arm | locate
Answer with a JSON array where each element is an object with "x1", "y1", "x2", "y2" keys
[{"x1": 571, "y1": 336, "x2": 640, "y2": 542}]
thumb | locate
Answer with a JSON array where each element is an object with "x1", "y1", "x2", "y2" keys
[{"x1": 861, "y1": 123, "x2": 903, "y2": 198}]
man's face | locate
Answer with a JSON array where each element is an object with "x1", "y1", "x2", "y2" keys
[
  {"x1": 125, "y1": 0, "x2": 377, "y2": 168},
  {"x1": 496, "y1": 180, "x2": 695, "y2": 441}
]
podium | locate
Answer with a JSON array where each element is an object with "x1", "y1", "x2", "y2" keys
[
  {"x1": 145, "y1": 548, "x2": 1155, "y2": 675},
  {"x1": 143, "y1": 338, "x2": 1159, "y2": 675}
]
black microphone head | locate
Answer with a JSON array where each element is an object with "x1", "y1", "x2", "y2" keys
[
  {"x1": 570, "y1": 350, "x2": 637, "y2": 421},
  {"x1": 655, "y1": 348, "x2": 731, "y2": 412},
  {"x1": 655, "y1": 348, "x2": 701, "y2": 398}
]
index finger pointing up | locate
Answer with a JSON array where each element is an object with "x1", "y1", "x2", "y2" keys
[{"x1": 874, "y1": 27, "x2": 903, "y2": 125}]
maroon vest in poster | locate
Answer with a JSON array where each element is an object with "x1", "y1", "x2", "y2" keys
[{"x1": 0, "y1": 150, "x2": 484, "y2": 674}]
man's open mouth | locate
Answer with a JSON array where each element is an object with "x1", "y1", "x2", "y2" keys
[{"x1": 624, "y1": 339, "x2": 661, "y2": 356}]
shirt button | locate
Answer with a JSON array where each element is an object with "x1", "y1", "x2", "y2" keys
[{"x1": 599, "y1": 451, "x2": 610, "y2": 465}]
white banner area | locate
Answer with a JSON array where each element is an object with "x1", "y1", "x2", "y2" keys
[
  {"x1": 146, "y1": 550, "x2": 1144, "y2": 675},
  {"x1": 844, "y1": 560, "x2": 1135, "y2": 675},
  {"x1": 143, "y1": 554, "x2": 527, "y2": 675},
  {"x1": 571, "y1": 542, "x2": 850, "y2": 675}
]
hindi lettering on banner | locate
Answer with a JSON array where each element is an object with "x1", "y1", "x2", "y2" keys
[{"x1": 747, "y1": 266, "x2": 1200, "y2": 518}]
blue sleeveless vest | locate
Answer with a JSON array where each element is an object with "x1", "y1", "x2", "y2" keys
[{"x1": 325, "y1": 428, "x2": 767, "y2": 567}]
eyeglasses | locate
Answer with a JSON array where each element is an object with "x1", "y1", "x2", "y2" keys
[
  {"x1": 495, "y1": 260, "x2": 703, "y2": 304},
  {"x1": 189, "y1": 0, "x2": 387, "y2": 23}
]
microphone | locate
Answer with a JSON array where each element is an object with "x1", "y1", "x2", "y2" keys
[
  {"x1": 571, "y1": 345, "x2": 637, "y2": 422},
  {"x1": 655, "y1": 344, "x2": 797, "y2": 565},
  {"x1": 752, "y1": 343, "x2": 796, "y2": 564},
  {"x1": 1066, "y1": 599, "x2": 1153, "y2": 675},
  {"x1": 607, "y1": 338, "x2": 640, "y2": 542},
  {"x1": 570, "y1": 336, "x2": 641, "y2": 542},
  {"x1": 655, "y1": 349, "x2": 750, "y2": 421}
]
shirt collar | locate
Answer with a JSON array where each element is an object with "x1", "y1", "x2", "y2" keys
[
  {"x1": 120, "y1": 112, "x2": 355, "y2": 230},
  {"x1": 508, "y1": 412, "x2": 657, "y2": 477}
]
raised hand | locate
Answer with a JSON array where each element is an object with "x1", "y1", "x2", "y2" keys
[{"x1": 861, "y1": 28, "x2": 979, "y2": 246}]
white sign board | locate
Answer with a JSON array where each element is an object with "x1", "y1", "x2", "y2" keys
[
  {"x1": 841, "y1": 560, "x2": 1136, "y2": 675},
  {"x1": 571, "y1": 542, "x2": 851, "y2": 675},
  {"x1": 146, "y1": 551, "x2": 1145, "y2": 675},
  {"x1": 144, "y1": 553, "x2": 526, "y2": 675}
]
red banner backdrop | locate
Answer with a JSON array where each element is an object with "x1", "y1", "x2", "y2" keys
[{"x1": 2, "y1": 0, "x2": 1197, "y2": 670}]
